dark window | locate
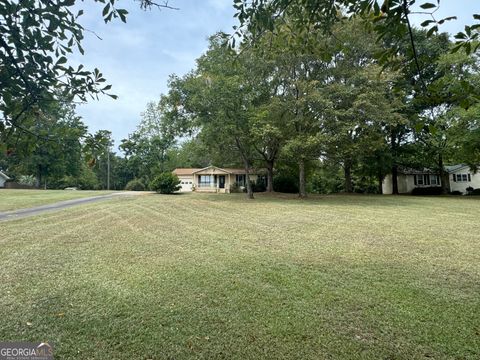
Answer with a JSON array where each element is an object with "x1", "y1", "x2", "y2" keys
[
  {"x1": 198, "y1": 175, "x2": 212, "y2": 187},
  {"x1": 235, "y1": 174, "x2": 245, "y2": 186},
  {"x1": 452, "y1": 174, "x2": 456, "y2": 182},
  {"x1": 416, "y1": 175, "x2": 424, "y2": 185}
]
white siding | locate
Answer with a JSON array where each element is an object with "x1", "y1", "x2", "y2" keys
[
  {"x1": 0, "y1": 177, "x2": 5, "y2": 188},
  {"x1": 449, "y1": 169, "x2": 480, "y2": 193}
]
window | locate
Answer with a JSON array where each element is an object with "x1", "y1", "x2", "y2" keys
[
  {"x1": 235, "y1": 174, "x2": 245, "y2": 186},
  {"x1": 430, "y1": 175, "x2": 440, "y2": 185},
  {"x1": 416, "y1": 174, "x2": 424, "y2": 185},
  {"x1": 455, "y1": 173, "x2": 471, "y2": 182},
  {"x1": 198, "y1": 175, "x2": 212, "y2": 187}
]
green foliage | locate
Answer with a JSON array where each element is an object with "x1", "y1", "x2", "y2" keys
[
  {"x1": 273, "y1": 174, "x2": 299, "y2": 194},
  {"x1": 150, "y1": 172, "x2": 181, "y2": 194},
  {"x1": 125, "y1": 179, "x2": 146, "y2": 191},
  {"x1": 18, "y1": 175, "x2": 35, "y2": 186}
]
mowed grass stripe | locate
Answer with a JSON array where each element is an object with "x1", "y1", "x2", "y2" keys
[{"x1": 0, "y1": 194, "x2": 479, "y2": 359}]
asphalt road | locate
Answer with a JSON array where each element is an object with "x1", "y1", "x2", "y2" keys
[{"x1": 0, "y1": 192, "x2": 149, "y2": 222}]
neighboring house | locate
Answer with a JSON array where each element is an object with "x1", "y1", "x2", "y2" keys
[
  {"x1": 173, "y1": 166, "x2": 260, "y2": 193},
  {"x1": 382, "y1": 167, "x2": 441, "y2": 194},
  {"x1": 0, "y1": 170, "x2": 10, "y2": 188},
  {"x1": 445, "y1": 164, "x2": 480, "y2": 194},
  {"x1": 382, "y1": 164, "x2": 479, "y2": 194}
]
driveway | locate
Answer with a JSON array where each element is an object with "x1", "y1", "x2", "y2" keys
[{"x1": 0, "y1": 192, "x2": 152, "y2": 222}]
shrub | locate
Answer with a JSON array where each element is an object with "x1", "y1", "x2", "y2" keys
[
  {"x1": 19, "y1": 175, "x2": 36, "y2": 186},
  {"x1": 125, "y1": 179, "x2": 145, "y2": 191},
  {"x1": 273, "y1": 174, "x2": 299, "y2": 194},
  {"x1": 466, "y1": 186, "x2": 474, "y2": 195},
  {"x1": 150, "y1": 173, "x2": 181, "y2": 194},
  {"x1": 242, "y1": 180, "x2": 266, "y2": 193},
  {"x1": 470, "y1": 188, "x2": 480, "y2": 196},
  {"x1": 230, "y1": 182, "x2": 242, "y2": 193},
  {"x1": 411, "y1": 187, "x2": 443, "y2": 195},
  {"x1": 449, "y1": 191, "x2": 463, "y2": 196}
]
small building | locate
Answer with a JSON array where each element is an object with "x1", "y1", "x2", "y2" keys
[
  {"x1": 382, "y1": 164, "x2": 479, "y2": 194},
  {"x1": 173, "y1": 166, "x2": 259, "y2": 193},
  {"x1": 0, "y1": 170, "x2": 10, "y2": 188},
  {"x1": 445, "y1": 164, "x2": 480, "y2": 194},
  {"x1": 382, "y1": 167, "x2": 441, "y2": 194}
]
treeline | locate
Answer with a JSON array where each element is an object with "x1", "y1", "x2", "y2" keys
[
  {"x1": 2, "y1": 17, "x2": 478, "y2": 195},
  {"x1": 122, "y1": 17, "x2": 479, "y2": 197},
  {"x1": 0, "y1": 100, "x2": 124, "y2": 190}
]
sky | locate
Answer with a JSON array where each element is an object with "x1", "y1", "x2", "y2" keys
[{"x1": 74, "y1": 0, "x2": 478, "y2": 151}]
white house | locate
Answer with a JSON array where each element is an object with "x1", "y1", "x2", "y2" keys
[
  {"x1": 382, "y1": 164, "x2": 479, "y2": 194},
  {"x1": 446, "y1": 164, "x2": 480, "y2": 194},
  {"x1": 382, "y1": 167, "x2": 441, "y2": 194},
  {"x1": 0, "y1": 170, "x2": 10, "y2": 188},
  {"x1": 173, "y1": 166, "x2": 260, "y2": 193}
]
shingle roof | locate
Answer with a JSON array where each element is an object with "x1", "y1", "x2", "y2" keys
[
  {"x1": 397, "y1": 166, "x2": 437, "y2": 175},
  {"x1": 445, "y1": 164, "x2": 470, "y2": 173},
  {"x1": 173, "y1": 166, "x2": 254, "y2": 175},
  {"x1": 173, "y1": 168, "x2": 202, "y2": 176}
]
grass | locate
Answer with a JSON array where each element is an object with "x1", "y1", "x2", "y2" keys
[
  {"x1": 0, "y1": 189, "x2": 115, "y2": 212},
  {"x1": 0, "y1": 193, "x2": 479, "y2": 359}
]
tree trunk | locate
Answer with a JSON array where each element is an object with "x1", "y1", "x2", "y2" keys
[
  {"x1": 344, "y1": 160, "x2": 353, "y2": 193},
  {"x1": 438, "y1": 154, "x2": 448, "y2": 194},
  {"x1": 299, "y1": 158, "x2": 307, "y2": 198},
  {"x1": 392, "y1": 164, "x2": 399, "y2": 195},
  {"x1": 244, "y1": 164, "x2": 254, "y2": 199},
  {"x1": 378, "y1": 173, "x2": 383, "y2": 194},
  {"x1": 390, "y1": 129, "x2": 399, "y2": 195},
  {"x1": 266, "y1": 161, "x2": 274, "y2": 192},
  {"x1": 36, "y1": 166, "x2": 41, "y2": 189}
]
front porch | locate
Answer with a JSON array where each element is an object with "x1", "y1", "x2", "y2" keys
[{"x1": 194, "y1": 169, "x2": 231, "y2": 193}]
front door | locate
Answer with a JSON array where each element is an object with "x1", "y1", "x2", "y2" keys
[{"x1": 219, "y1": 175, "x2": 225, "y2": 189}]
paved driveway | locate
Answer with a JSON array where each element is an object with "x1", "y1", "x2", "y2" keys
[{"x1": 0, "y1": 192, "x2": 152, "y2": 222}]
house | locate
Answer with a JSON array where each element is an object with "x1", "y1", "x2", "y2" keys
[
  {"x1": 382, "y1": 164, "x2": 479, "y2": 194},
  {"x1": 382, "y1": 167, "x2": 441, "y2": 194},
  {"x1": 173, "y1": 166, "x2": 260, "y2": 193},
  {"x1": 0, "y1": 170, "x2": 10, "y2": 188},
  {"x1": 445, "y1": 164, "x2": 480, "y2": 194}
]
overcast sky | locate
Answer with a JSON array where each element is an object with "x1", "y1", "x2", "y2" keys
[{"x1": 74, "y1": 0, "x2": 477, "y2": 151}]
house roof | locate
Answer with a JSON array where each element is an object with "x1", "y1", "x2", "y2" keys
[
  {"x1": 397, "y1": 166, "x2": 437, "y2": 175},
  {"x1": 0, "y1": 170, "x2": 10, "y2": 180},
  {"x1": 445, "y1": 164, "x2": 470, "y2": 173},
  {"x1": 173, "y1": 166, "x2": 253, "y2": 176},
  {"x1": 173, "y1": 168, "x2": 203, "y2": 176}
]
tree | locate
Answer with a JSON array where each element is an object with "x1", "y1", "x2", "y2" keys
[
  {"x1": 2, "y1": 100, "x2": 88, "y2": 188},
  {"x1": 167, "y1": 34, "x2": 262, "y2": 199},
  {"x1": 1, "y1": 0, "x2": 176, "y2": 136},
  {"x1": 150, "y1": 172, "x2": 181, "y2": 194}
]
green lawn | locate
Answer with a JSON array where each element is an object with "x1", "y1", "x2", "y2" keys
[
  {"x1": 0, "y1": 189, "x2": 115, "y2": 212},
  {"x1": 1, "y1": 193, "x2": 479, "y2": 359}
]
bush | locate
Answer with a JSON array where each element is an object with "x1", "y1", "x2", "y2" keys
[
  {"x1": 411, "y1": 187, "x2": 443, "y2": 195},
  {"x1": 18, "y1": 175, "x2": 36, "y2": 186},
  {"x1": 125, "y1": 179, "x2": 145, "y2": 191},
  {"x1": 449, "y1": 191, "x2": 463, "y2": 196},
  {"x1": 230, "y1": 182, "x2": 242, "y2": 193},
  {"x1": 273, "y1": 174, "x2": 299, "y2": 194},
  {"x1": 242, "y1": 180, "x2": 266, "y2": 193},
  {"x1": 150, "y1": 173, "x2": 181, "y2": 194},
  {"x1": 470, "y1": 188, "x2": 480, "y2": 196}
]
